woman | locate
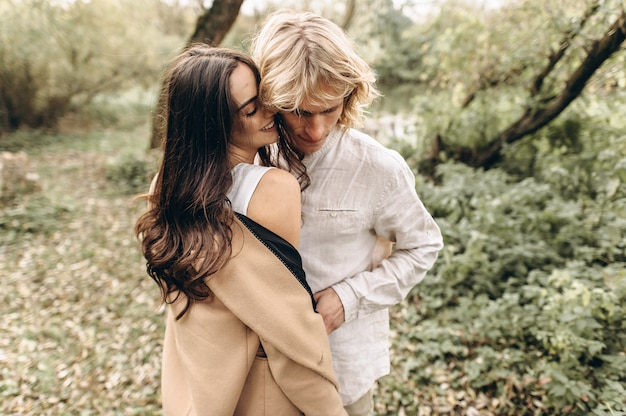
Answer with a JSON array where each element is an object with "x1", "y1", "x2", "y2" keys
[{"x1": 134, "y1": 44, "x2": 347, "y2": 416}]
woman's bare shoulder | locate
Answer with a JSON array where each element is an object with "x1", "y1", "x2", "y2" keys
[{"x1": 246, "y1": 168, "x2": 302, "y2": 248}]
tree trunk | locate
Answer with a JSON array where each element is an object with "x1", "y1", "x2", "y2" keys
[
  {"x1": 149, "y1": 0, "x2": 244, "y2": 150},
  {"x1": 444, "y1": 9, "x2": 626, "y2": 169},
  {"x1": 341, "y1": 0, "x2": 357, "y2": 30},
  {"x1": 190, "y1": 0, "x2": 245, "y2": 45}
]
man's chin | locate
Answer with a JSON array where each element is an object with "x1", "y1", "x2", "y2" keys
[{"x1": 296, "y1": 139, "x2": 325, "y2": 154}]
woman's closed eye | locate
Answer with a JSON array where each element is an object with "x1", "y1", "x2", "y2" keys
[
  {"x1": 245, "y1": 105, "x2": 258, "y2": 117},
  {"x1": 237, "y1": 96, "x2": 260, "y2": 117}
]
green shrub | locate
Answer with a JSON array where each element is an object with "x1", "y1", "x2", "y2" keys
[
  {"x1": 377, "y1": 95, "x2": 626, "y2": 415},
  {"x1": 105, "y1": 152, "x2": 155, "y2": 195},
  {"x1": 0, "y1": 195, "x2": 72, "y2": 244},
  {"x1": 0, "y1": 0, "x2": 182, "y2": 131}
]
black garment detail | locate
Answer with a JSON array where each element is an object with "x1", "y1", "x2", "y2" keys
[{"x1": 235, "y1": 212, "x2": 316, "y2": 309}]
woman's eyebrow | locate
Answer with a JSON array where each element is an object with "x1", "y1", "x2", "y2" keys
[{"x1": 237, "y1": 95, "x2": 258, "y2": 111}]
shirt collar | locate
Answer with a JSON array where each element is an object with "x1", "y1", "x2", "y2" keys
[{"x1": 303, "y1": 126, "x2": 346, "y2": 161}]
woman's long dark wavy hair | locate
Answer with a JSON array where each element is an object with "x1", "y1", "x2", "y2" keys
[{"x1": 134, "y1": 44, "x2": 307, "y2": 319}]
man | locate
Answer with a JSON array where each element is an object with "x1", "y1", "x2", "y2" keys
[{"x1": 252, "y1": 10, "x2": 444, "y2": 416}]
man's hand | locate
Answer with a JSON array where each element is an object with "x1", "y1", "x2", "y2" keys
[{"x1": 313, "y1": 288, "x2": 345, "y2": 334}]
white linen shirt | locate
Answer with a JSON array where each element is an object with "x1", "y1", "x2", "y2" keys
[{"x1": 298, "y1": 126, "x2": 444, "y2": 405}]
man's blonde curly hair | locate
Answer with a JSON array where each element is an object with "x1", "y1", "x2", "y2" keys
[{"x1": 252, "y1": 10, "x2": 379, "y2": 129}]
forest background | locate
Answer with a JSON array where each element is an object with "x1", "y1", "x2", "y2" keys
[{"x1": 0, "y1": 0, "x2": 625, "y2": 415}]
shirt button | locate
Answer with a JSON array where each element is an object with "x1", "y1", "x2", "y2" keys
[{"x1": 330, "y1": 212, "x2": 337, "y2": 217}]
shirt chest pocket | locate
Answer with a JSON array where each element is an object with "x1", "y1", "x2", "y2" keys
[{"x1": 313, "y1": 207, "x2": 369, "y2": 236}]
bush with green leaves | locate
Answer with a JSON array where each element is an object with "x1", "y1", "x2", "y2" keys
[
  {"x1": 105, "y1": 152, "x2": 157, "y2": 195},
  {"x1": 376, "y1": 95, "x2": 626, "y2": 415},
  {"x1": 0, "y1": 194, "x2": 72, "y2": 245},
  {"x1": 0, "y1": 0, "x2": 184, "y2": 131}
]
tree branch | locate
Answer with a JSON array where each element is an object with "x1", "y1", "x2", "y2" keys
[
  {"x1": 461, "y1": 1, "x2": 600, "y2": 108},
  {"x1": 530, "y1": 0, "x2": 600, "y2": 96},
  {"x1": 465, "y1": 9, "x2": 626, "y2": 169}
]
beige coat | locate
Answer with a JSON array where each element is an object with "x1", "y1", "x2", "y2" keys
[{"x1": 161, "y1": 218, "x2": 347, "y2": 416}]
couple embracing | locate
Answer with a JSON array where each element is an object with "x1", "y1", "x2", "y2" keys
[{"x1": 135, "y1": 9, "x2": 443, "y2": 416}]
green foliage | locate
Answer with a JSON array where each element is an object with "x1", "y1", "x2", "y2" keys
[
  {"x1": 377, "y1": 93, "x2": 626, "y2": 415},
  {"x1": 0, "y1": 0, "x2": 184, "y2": 132},
  {"x1": 413, "y1": 87, "x2": 528, "y2": 152},
  {"x1": 371, "y1": 0, "x2": 626, "y2": 171},
  {"x1": 0, "y1": 195, "x2": 72, "y2": 245},
  {"x1": 75, "y1": 87, "x2": 159, "y2": 130},
  {"x1": 373, "y1": 0, "x2": 626, "y2": 93},
  {"x1": 505, "y1": 95, "x2": 626, "y2": 203},
  {"x1": 105, "y1": 152, "x2": 157, "y2": 195}
]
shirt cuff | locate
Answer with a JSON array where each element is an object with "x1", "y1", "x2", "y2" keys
[{"x1": 331, "y1": 280, "x2": 359, "y2": 323}]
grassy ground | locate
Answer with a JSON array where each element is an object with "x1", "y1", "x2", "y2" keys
[{"x1": 1, "y1": 120, "x2": 164, "y2": 415}]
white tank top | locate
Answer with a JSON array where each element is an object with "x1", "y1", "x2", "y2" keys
[{"x1": 227, "y1": 163, "x2": 274, "y2": 215}]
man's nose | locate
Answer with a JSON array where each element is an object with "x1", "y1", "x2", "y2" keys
[{"x1": 305, "y1": 116, "x2": 325, "y2": 141}]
